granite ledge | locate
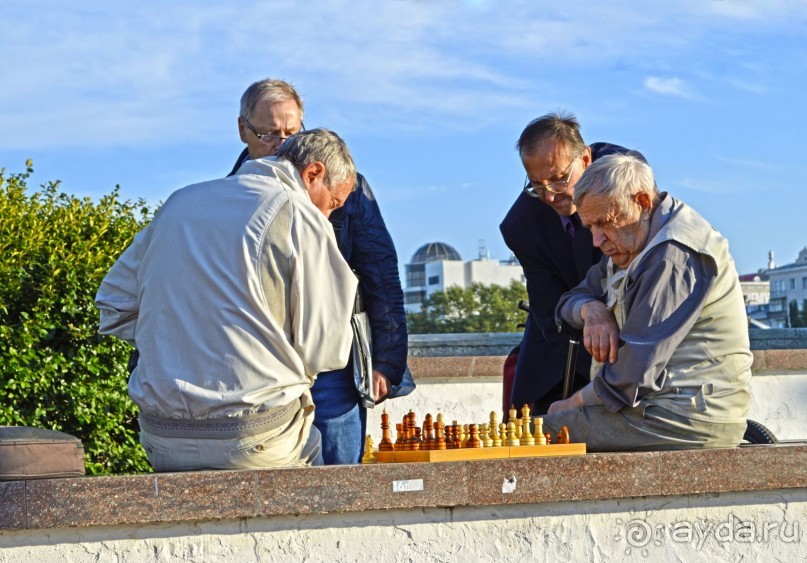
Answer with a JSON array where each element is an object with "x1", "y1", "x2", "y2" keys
[{"x1": 1, "y1": 444, "x2": 805, "y2": 532}]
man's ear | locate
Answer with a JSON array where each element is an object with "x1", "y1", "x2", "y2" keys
[
  {"x1": 635, "y1": 191, "x2": 653, "y2": 211},
  {"x1": 238, "y1": 117, "x2": 249, "y2": 144},
  {"x1": 580, "y1": 145, "x2": 593, "y2": 169},
  {"x1": 301, "y1": 161, "x2": 326, "y2": 187}
]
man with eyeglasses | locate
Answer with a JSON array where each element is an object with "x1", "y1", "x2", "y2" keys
[
  {"x1": 500, "y1": 111, "x2": 645, "y2": 415},
  {"x1": 230, "y1": 79, "x2": 409, "y2": 465}
]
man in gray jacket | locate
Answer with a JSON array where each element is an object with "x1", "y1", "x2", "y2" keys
[
  {"x1": 544, "y1": 154, "x2": 751, "y2": 451},
  {"x1": 95, "y1": 129, "x2": 358, "y2": 471}
]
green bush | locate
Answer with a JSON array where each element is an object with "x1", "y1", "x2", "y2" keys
[{"x1": 0, "y1": 161, "x2": 154, "y2": 475}]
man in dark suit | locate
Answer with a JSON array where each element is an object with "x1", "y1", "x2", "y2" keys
[{"x1": 500, "y1": 111, "x2": 642, "y2": 414}]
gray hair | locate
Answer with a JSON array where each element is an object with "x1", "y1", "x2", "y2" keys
[
  {"x1": 239, "y1": 78, "x2": 304, "y2": 121},
  {"x1": 516, "y1": 110, "x2": 586, "y2": 158},
  {"x1": 276, "y1": 128, "x2": 357, "y2": 187},
  {"x1": 574, "y1": 153, "x2": 659, "y2": 220}
]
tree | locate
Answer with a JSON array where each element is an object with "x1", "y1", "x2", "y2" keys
[
  {"x1": 407, "y1": 280, "x2": 528, "y2": 334},
  {"x1": 0, "y1": 161, "x2": 154, "y2": 474},
  {"x1": 788, "y1": 299, "x2": 804, "y2": 328}
]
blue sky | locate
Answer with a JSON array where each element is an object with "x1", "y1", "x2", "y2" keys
[{"x1": 2, "y1": 0, "x2": 806, "y2": 277}]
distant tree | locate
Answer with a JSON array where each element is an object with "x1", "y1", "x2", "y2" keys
[
  {"x1": 802, "y1": 299, "x2": 807, "y2": 327},
  {"x1": 788, "y1": 300, "x2": 804, "y2": 328},
  {"x1": 407, "y1": 280, "x2": 528, "y2": 334}
]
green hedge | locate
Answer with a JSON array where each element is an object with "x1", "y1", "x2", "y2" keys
[{"x1": 0, "y1": 161, "x2": 154, "y2": 475}]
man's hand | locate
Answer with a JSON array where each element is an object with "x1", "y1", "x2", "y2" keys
[
  {"x1": 580, "y1": 301, "x2": 620, "y2": 364},
  {"x1": 547, "y1": 389, "x2": 584, "y2": 414},
  {"x1": 372, "y1": 370, "x2": 390, "y2": 403}
]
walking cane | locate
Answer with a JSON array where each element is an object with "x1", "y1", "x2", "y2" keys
[{"x1": 558, "y1": 320, "x2": 581, "y2": 400}]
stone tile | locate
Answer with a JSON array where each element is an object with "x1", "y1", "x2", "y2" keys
[
  {"x1": 26, "y1": 471, "x2": 259, "y2": 528},
  {"x1": 658, "y1": 444, "x2": 807, "y2": 496},
  {"x1": 750, "y1": 350, "x2": 766, "y2": 371},
  {"x1": 409, "y1": 356, "x2": 475, "y2": 378},
  {"x1": 254, "y1": 462, "x2": 469, "y2": 515},
  {"x1": 761, "y1": 349, "x2": 807, "y2": 371},
  {"x1": 466, "y1": 451, "x2": 663, "y2": 506},
  {"x1": 0, "y1": 481, "x2": 27, "y2": 531},
  {"x1": 469, "y1": 356, "x2": 507, "y2": 378}
]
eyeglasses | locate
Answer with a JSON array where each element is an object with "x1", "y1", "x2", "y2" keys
[
  {"x1": 242, "y1": 115, "x2": 305, "y2": 145},
  {"x1": 523, "y1": 150, "x2": 583, "y2": 198}
]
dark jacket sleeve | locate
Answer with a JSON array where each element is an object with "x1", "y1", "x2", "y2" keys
[{"x1": 336, "y1": 174, "x2": 408, "y2": 385}]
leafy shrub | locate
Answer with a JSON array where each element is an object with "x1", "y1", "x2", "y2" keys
[{"x1": 0, "y1": 161, "x2": 153, "y2": 474}]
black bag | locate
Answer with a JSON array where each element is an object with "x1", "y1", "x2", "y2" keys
[{"x1": 0, "y1": 426, "x2": 85, "y2": 480}]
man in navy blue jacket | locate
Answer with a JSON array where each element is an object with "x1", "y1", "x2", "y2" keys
[
  {"x1": 500, "y1": 111, "x2": 643, "y2": 415},
  {"x1": 230, "y1": 78, "x2": 408, "y2": 464}
]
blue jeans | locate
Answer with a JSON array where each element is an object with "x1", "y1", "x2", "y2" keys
[{"x1": 311, "y1": 367, "x2": 366, "y2": 465}]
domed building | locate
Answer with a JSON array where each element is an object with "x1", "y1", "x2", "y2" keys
[{"x1": 404, "y1": 240, "x2": 523, "y2": 312}]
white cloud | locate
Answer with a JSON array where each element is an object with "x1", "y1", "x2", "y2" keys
[
  {"x1": 0, "y1": 0, "x2": 804, "y2": 149},
  {"x1": 643, "y1": 76, "x2": 696, "y2": 99}
]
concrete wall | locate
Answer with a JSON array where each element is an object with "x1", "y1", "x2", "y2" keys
[{"x1": 1, "y1": 489, "x2": 803, "y2": 562}]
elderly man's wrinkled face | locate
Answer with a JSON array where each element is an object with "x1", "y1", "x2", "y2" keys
[
  {"x1": 577, "y1": 193, "x2": 651, "y2": 269},
  {"x1": 238, "y1": 98, "x2": 303, "y2": 159},
  {"x1": 300, "y1": 161, "x2": 353, "y2": 219}
]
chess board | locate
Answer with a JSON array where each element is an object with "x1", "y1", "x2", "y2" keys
[{"x1": 374, "y1": 442, "x2": 586, "y2": 464}]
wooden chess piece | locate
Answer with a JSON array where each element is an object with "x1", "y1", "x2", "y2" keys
[
  {"x1": 422, "y1": 413, "x2": 434, "y2": 451},
  {"x1": 508, "y1": 404, "x2": 518, "y2": 424},
  {"x1": 505, "y1": 421, "x2": 520, "y2": 446},
  {"x1": 445, "y1": 424, "x2": 455, "y2": 449},
  {"x1": 413, "y1": 427, "x2": 423, "y2": 450},
  {"x1": 453, "y1": 420, "x2": 463, "y2": 449},
  {"x1": 435, "y1": 420, "x2": 447, "y2": 450},
  {"x1": 534, "y1": 417, "x2": 546, "y2": 445},
  {"x1": 489, "y1": 412, "x2": 502, "y2": 447},
  {"x1": 544, "y1": 432, "x2": 551, "y2": 445},
  {"x1": 394, "y1": 423, "x2": 404, "y2": 451},
  {"x1": 498, "y1": 423, "x2": 507, "y2": 447},
  {"x1": 467, "y1": 424, "x2": 482, "y2": 448},
  {"x1": 380, "y1": 408, "x2": 394, "y2": 452},
  {"x1": 557, "y1": 426, "x2": 570, "y2": 445},
  {"x1": 521, "y1": 416, "x2": 535, "y2": 446},
  {"x1": 481, "y1": 423, "x2": 493, "y2": 447},
  {"x1": 461, "y1": 424, "x2": 469, "y2": 448},
  {"x1": 361, "y1": 435, "x2": 376, "y2": 463}
]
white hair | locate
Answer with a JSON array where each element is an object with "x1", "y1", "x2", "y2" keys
[{"x1": 574, "y1": 153, "x2": 658, "y2": 220}]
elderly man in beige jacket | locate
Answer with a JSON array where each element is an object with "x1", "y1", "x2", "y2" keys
[{"x1": 95, "y1": 129, "x2": 358, "y2": 471}]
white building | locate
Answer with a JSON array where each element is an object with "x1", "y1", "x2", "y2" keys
[
  {"x1": 767, "y1": 246, "x2": 807, "y2": 327},
  {"x1": 404, "y1": 241, "x2": 525, "y2": 313}
]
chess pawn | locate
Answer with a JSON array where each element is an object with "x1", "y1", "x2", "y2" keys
[
  {"x1": 515, "y1": 419, "x2": 523, "y2": 440},
  {"x1": 394, "y1": 423, "x2": 404, "y2": 451},
  {"x1": 544, "y1": 432, "x2": 552, "y2": 445},
  {"x1": 521, "y1": 416, "x2": 535, "y2": 446},
  {"x1": 422, "y1": 413, "x2": 434, "y2": 451},
  {"x1": 413, "y1": 427, "x2": 423, "y2": 450},
  {"x1": 461, "y1": 424, "x2": 469, "y2": 448},
  {"x1": 453, "y1": 420, "x2": 463, "y2": 449},
  {"x1": 534, "y1": 417, "x2": 546, "y2": 445},
  {"x1": 505, "y1": 421, "x2": 520, "y2": 446},
  {"x1": 481, "y1": 423, "x2": 493, "y2": 447},
  {"x1": 361, "y1": 435, "x2": 376, "y2": 464},
  {"x1": 466, "y1": 424, "x2": 481, "y2": 448},
  {"x1": 445, "y1": 424, "x2": 455, "y2": 449},
  {"x1": 498, "y1": 423, "x2": 507, "y2": 447},
  {"x1": 435, "y1": 420, "x2": 447, "y2": 450},
  {"x1": 380, "y1": 408, "x2": 394, "y2": 451}
]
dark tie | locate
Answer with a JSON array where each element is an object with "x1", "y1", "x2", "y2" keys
[{"x1": 565, "y1": 219, "x2": 575, "y2": 238}]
